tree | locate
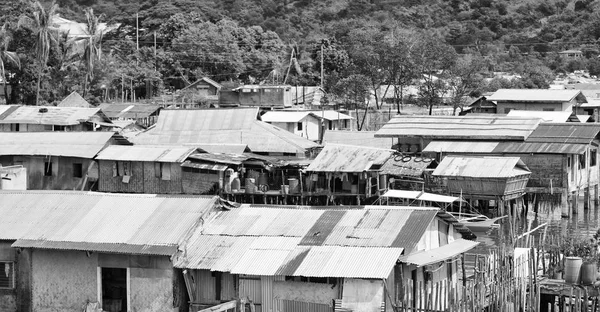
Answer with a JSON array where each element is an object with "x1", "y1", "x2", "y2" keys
[
  {"x1": 385, "y1": 28, "x2": 420, "y2": 114},
  {"x1": 0, "y1": 23, "x2": 20, "y2": 104},
  {"x1": 18, "y1": 0, "x2": 58, "y2": 105},
  {"x1": 414, "y1": 34, "x2": 457, "y2": 115},
  {"x1": 447, "y1": 53, "x2": 487, "y2": 114},
  {"x1": 332, "y1": 74, "x2": 371, "y2": 130},
  {"x1": 78, "y1": 8, "x2": 104, "y2": 96}
]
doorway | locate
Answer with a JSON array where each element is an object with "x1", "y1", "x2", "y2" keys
[{"x1": 101, "y1": 267, "x2": 128, "y2": 312}]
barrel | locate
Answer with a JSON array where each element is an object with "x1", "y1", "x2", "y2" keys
[
  {"x1": 565, "y1": 256, "x2": 583, "y2": 284},
  {"x1": 257, "y1": 173, "x2": 268, "y2": 186},
  {"x1": 245, "y1": 178, "x2": 256, "y2": 194},
  {"x1": 580, "y1": 262, "x2": 597, "y2": 285},
  {"x1": 288, "y1": 178, "x2": 299, "y2": 194}
]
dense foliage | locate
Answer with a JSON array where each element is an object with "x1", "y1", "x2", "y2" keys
[{"x1": 0, "y1": 0, "x2": 596, "y2": 108}]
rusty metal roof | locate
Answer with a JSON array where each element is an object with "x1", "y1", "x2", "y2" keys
[
  {"x1": 96, "y1": 145, "x2": 198, "y2": 162},
  {"x1": 433, "y1": 156, "x2": 531, "y2": 178},
  {"x1": 487, "y1": 89, "x2": 586, "y2": 103},
  {"x1": 380, "y1": 155, "x2": 435, "y2": 177},
  {"x1": 0, "y1": 132, "x2": 118, "y2": 158},
  {"x1": 0, "y1": 105, "x2": 111, "y2": 126},
  {"x1": 306, "y1": 144, "x2": 395, "y2": 172},
  {"x1": 1, "y1": 191, "x2": 217, "y2": 255},
  {"x1": 98, "y1": 103, "x2": 161, "y2": 119},
  {"x1": 132, "y1": 108, "x2": 318, "y2": 154},
  {"x1": 323, "y1": 130, "x2": 393, "y2": 149},
  {"x1": 174, "y1": 206, "x2": 438, "y2": 278},
  {"x1": 375, "y1": 115, "x2": 541, "y2": 140}
]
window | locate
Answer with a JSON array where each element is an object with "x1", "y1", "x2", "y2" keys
[
  {"x1": 579, "y1": 153, "x2": 587, "y2": 169},
  {"x1": 44, "y1": 125, "x2": 53, "y2": 131},
  {"x1": 504, "y1": 108, "x2": 512, "y2": 113},
  {"x1": 100, "y1": 267, "x2": 127, "y2": 312},
  {"x1": 297, "y1": 122, "x2": 303, "y2": 131},
  {"x1": 54, "y1": 125, "x2": 66, "y2": 131},
  {"x1": 10, "y1": 124, "x2": 19, "y2": 131},
  {"x1": 155, "y1": 162, "x2": 171, "y2": 180},
  {"x1": 0, "y1": 262, "x2": 14, "y2": 289},
  {"x1": 592, "y1": 149, "x2": 598, "y2": 167},
  {"x1": 542, "y1": 108, "x2": 555, "y2": 111},
  {"x1": 113, "y1": 161, "x2": 131, "y2": 177},
  {"x1": 44, "y1": 161, "x2": 53, "y2": 176},
  {"x1": 328, "y1": 120, "x2": 333, "y2": 130},
  {"x1": 73, "y1": 163, "x2": 83, "y2": 178}
]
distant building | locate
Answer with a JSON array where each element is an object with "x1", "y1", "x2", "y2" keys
[
  {"x1": 559, "y1": 49, "x2": 583, "y2": 59},
  {"x1": 0, "y1": 105, "x2": 114, "y2": 132},
  {"x1": 261, "y1": 111, "x2": 321, "y2": 140},
  {"x1": 178, "y1": 77, "x2": 222, "y2": 103},
  {"x1": 487, "y1": 89, "x2": 587, "y2": 113},
  {"x1": 461, "y1": 96, "x2": 496, "y2": 114},
  {"x1": 219, "y1": 85, "x2": 293, "y2": 108},
  {"x1": 56, "y1": 91, "x2": 91, "y2": 108},
  {"x1": 98, "y1": 103, "x2": 161, "y2": 127}
]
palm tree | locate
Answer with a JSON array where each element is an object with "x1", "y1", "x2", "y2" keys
[
  {"x1": 0, "y1": 23, "x2": 20, "y2": 104},
  {"x1": 78, "y1": 8, "x2": 104, "y2": 97},
  {"x1": 18, "y1": 0, "x2": 58, "y2": 105}
]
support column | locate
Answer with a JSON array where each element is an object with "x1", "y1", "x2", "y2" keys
[
  {"x1": 572, "y1": 192, "x2": 578, "y2": 215},
  {"x1": 584, "y1": 186, "x2": 590, "y2": 210},
  {"x1": 595, "y1": 184, "x2": 599, "y2": 208},
  {"x1": 561, "y1": 190, "x2": 569, "y2": 218}
]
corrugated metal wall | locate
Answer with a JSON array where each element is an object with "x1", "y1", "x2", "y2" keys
[
  {"x1": 260, "y1": 276, "x2": 284, "y2": 312},
  {"x1": 239, "y1": 276, "x2": 262, "y2": 312}
]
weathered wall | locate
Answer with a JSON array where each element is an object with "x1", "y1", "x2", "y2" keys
[
  {"x1": 142, "y1": 162, "x2": 182, "y2": 194},
  {"x1": 496, "y1": 102, "x2": 570, "y2": 113},
  {"x1": 130, "y1": 267, "x2": 173, "y2": 312},
  {"x1": 98, "y1": 161, "x2": 183, "y2": 194},
  {"x1": 0, "y1": 156, "x2": 92, "y2": 190},
  {"x1": 182, "y1": 168, "x2": 220, "y2": 194},
  {"x1": 515, "y1": 154, "x2": 565, "y2": 188},
  {"x1": 0, "y1": 241, "x2": 16, "y2": 312},
  {"x1": 31, "y1": 249, "x2": 98, "y2": 312},
  {"x1": 272, "y1": 281, "x2": 339, "y2": 305}
]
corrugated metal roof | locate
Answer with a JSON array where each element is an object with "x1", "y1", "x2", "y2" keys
[
  {"x1": 399, "y1": 239, "x2": 479, "y2": 267},
  {"x1": 96, "y1": 145, "x2": 197, "y2": 162},
  {"x1": 525, "y1": 123, "x2": 600, "y2": 144},
  {"x1": 261, "y1": 111, "x2": 313, "y2": 123},
  {"x1": 132, "y1": 109, "x2": 318, "y2": 154},
  {"x1": 98, "y1": 103, "x2": 161, "y2": 119},
  {"x1": 306, "y1": 144, "x2": 394, "y2": 172},
  {"x1": 181, "y1": 161, "x2": 228, "y2": 171},
  {"x1": 507, "y1": 110, "x2": 571, "y2": 122},
  {"x1": 290, "y1": 246, "x2": 403, "y2": 278},
  {"x1": 57, "y1": 91, "x2": 91, "y2": 108},
  {"x1": 379, "y1": 155, "x2": 434, "y2": 177},
  {"x1": 0, "y1": 132, "x2": 117, "y2": 158},
  {"x1": 0, "y1": 105, "x2": 110, "y2": 125},
  {"x1": 487, "y1": 89, "x2": 586, "y2": 103},
  {"x1": 423, "y1": 141, "x2": 499, "y2": 153},
  {"x1": 375, "y1": 116, "x2": 541, "y2": 140},
  {"x1": 432, "y1": 156, "x2": 531, "y2": 178},
  {"x1": 323, "y1": 131, "x2": 393, "y2": 149},
  {"x1": 0, "y1": 191, "x2": 217, "y2": 255},
  {"x1": 175, "y1": 206, "x2": 438, "y2": 278},
  {"x1": 493, "y1": 142, "x2": 587, "y2": 154},
  {"x1": 193, "y1": 143, "x2": 249, "y2": 154}
]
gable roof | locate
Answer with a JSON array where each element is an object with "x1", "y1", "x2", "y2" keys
[
  {"x1": 98, "y1": 103, "x2": 161, "y2": 119},
  {"x1": 487, "y1": 89, "x2": 587, "y2": 103},
  {"x1": 323, "y1": 130, "x2": 393, "y2": 149},
  {"x1": 306, "y1": 144, "x2": 395, "y2": 172},
  {"x1": 2, "y1": 191, "x2": 218, "y2": 255},
  {"x1": 0, "y1": 132, "x2": 122, "y2": 158},
  {"x1": 96, "y1": 145, "x2": 198, "y2": 162},
  {"x1": 57, "y1": 91, "x2": 91, "y2": 108},
  {"x1": 174, "y1": 206, "x2": 438, "y2": 278},
  {"x1": 433, "y1": 156, "x2": 530, "y2": 178},
  {"x1": 0, "y1": 105, "x2": 112, "y2": 126},
  {"x1": 375, "y1": 115, "x2": 541, "y2": 141},
  {"x1": 132, "y1": 108, "x2": 318, "y2": 154},
  {"x1": 181, "y1": 77, "x2": 222, "y2": 91},
  {"x1": 493, "y1": 123, "x2": 600, "y2": 154}
]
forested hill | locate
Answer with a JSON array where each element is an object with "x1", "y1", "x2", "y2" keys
[{"x1": 35, "y1": 0, "x2": 600, "y2": 54}]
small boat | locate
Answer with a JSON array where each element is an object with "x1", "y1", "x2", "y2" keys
[{"x1": 449, "y1": 212, "x2": 507, "y2": 232}]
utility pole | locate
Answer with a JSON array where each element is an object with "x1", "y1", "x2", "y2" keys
[
  {"x1": 154, "y1": 31, "x2": 157, "y2": 57},
  {"x1": 136, "y1": 13, "x2": 139, "y2": 52},
  {"x1": 320, "y1": 42, "x2": 324, "y2": 88}
]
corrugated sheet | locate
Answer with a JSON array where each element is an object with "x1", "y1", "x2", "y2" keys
[
  {"x1": 98, "y1": 103, "x2": 160, "y2": 119},
  {"x1": 0, "y1": 105, "x2": 107, "y2": 125},
  {"x1": 422, "y1": 141, "x2": 499, "y2": 153},
  {"x1": 96, "y1": 145, "x2": 197, "y2": 162},
  {"x1": 493, "y1": 142, "x2": 587, "y2": 155},
  {"x1": 0, "y1": 191, "x2": 217, "y2": 255},
  {"x1": 375, "y1": 116, "x2": 541, "y2": 140},
  {"x1": 12, "y1": 240, "x2": 176, "y2": 255},
  {"x1": 432, "y1": 156, "x2": 531, "y2": 178},
  {"x1": 487, "y1": 89, "x2": 584, "y2": 102},
  {"x1": 379, "y1": 155, "x2": 434, "y2": 177},
  {"x1": 507, "y1": 110, "x2": 571, "y2": 122},
  {"x1": 176, "y1": 206, "x2": 438, "y2": 279},
  {"x1": 187, "y1": 153, "x2": 248, "y2": 165},
  {"x1": 525, "y1": 123, "x2": 600, "y2": 144},
  {"x1": 181, "y1": 161, "x2": 228, "y2": 171},
  {"x1": 193, "y1": 143, "x2": 249, "y2": 154},
  {"x1": 323, "y1": 131, "x2": 393, "y2": 149},
  {"x1": 0, "y1": 132, "x2": 117, "y2": 158},
  {"x1": 306, "y1": 144, "x2": 394, "y2": 172},
  {"x1": 399, "y1": 239, "x2": 479, "y2": 266},
  {"x1": 132, "y1": 109, "x2": 318, "y2": 154},
  {"x1": 57, "y1": 91, "x2": 91, "y2": 108},
  {"x1": 291, "y1": 246, "x2": 404, "y2": 278},
  {"x1": 261, "y1": 111, "x2": 313, "y2": 123}
]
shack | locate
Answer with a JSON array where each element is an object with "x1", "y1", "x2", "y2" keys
[
  {"x1": 0, "y1": 190, "x2": 219, "y2": 312},
  {"x1": 487, "y1": 89, "x2": 587, "y2": 113},
  {"x1": 96, "y1": 145, "x2": 198, "y2": 194},
  {"x1": 219, "y1": 85, "x2": 293, "y2": 108},
  {"x1": 0, "y1": 105, "x2": 114, "y2": 132},
  {"x1": 432, "y1": 156, "x2": 531, "y2": 214},
  {"x1": 261, "y1": 111, "x2": 322, "y2": 141},
  {"x1": 0, "y1": 132, "x2": 129, "y2": 190},
  {"x1": 179, "y1": 77, "x2": 222, "y2": 102},
  {"x1": 374, "y1": 115, "x2": 542, "y2": 153},
  {"x1": 132, "y1": 108, "x2": 319, "y2": 158},
  {"x1": 98, "y1": 103, "x2": 161, "y2": 127},
  {"x1": 379, "y1": 154, "x2": 437, "y2": 191},
  {"x1": 304, "y1": 144, "x2": 395, "y2": 205},
  {"x1": 173, "y1": 205, "x2": 478, "y2": 312}
]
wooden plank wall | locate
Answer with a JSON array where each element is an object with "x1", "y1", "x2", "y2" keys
[
  {"x1": 0, "y1": 155, "x2": 91, "y2": 190},
  {"x1": 98, "y1": 160, "x2": 183, "y2": 194}
]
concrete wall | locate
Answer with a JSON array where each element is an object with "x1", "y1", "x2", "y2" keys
[
  {"x1": 31, "y1": 249, "x2": 98, "y2": 312},
  {"x1": 272, "y1": 280, "x2": 339, "y2": 305},
  {"x1": 130, "y1": 267, "x2": 173, "y2": 312},
  {"x1": 0, "y1": 156, "x2": 93, "y2": 190}
]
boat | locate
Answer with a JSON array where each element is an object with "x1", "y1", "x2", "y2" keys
[{"x1": 448, "y1": 212, "x2": 507, "y2": 232}]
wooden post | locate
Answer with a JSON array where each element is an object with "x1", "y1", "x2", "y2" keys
[{"x1": 595, "y1": 184, "x2": 599, "y2": 208}]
